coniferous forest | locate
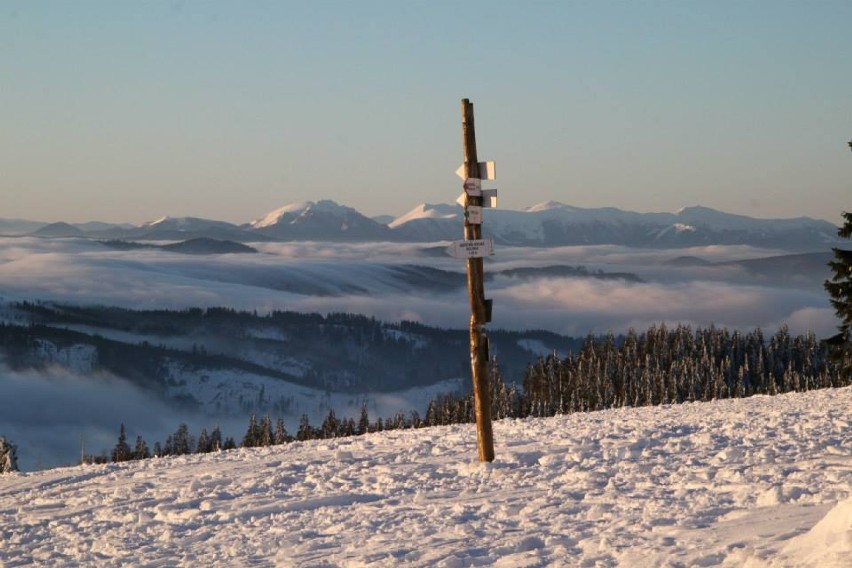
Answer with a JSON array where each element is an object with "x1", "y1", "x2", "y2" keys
[{"x1": 94, "y1": 322, "x2": 849, "y2": 465}]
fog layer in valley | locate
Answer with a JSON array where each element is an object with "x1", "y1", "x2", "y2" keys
[{"x1": 0, "y1": 238, "x2": 835, "y2": 337}]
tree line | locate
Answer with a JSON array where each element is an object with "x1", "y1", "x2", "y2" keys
[{"x1": 86, "y1": 323, "x2": 849, "y2": 467}]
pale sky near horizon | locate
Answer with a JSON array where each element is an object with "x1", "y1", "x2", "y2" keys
[{"x1": 2, "y1": 0, "x2": 850, "y2": 225}]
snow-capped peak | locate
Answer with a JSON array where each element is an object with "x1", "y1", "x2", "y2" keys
[
  {"x1": 250, "y1": 202, "x2": 314, "y2": 228},
  {"x1": 250, "y1": 200, "x2": 358, "y2": 229},
  {"x1": 523, "y1": 200, "x2": 572, "y2": 213},
  {"x1": 141, "y1": 216, "x2": 230, "y2": 230},
  {"x1": 389, "y1": 203, "x2": 459, "y2": 228},
  {"x1": 143, "y1": 216, "x2": 174, "y2": 228}
]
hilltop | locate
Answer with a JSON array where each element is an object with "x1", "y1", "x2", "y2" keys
[{"x1": 2, "y1": 387, "x2": 850, "y2": 566}]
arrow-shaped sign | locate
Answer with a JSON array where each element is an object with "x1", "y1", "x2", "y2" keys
[
  {"x1": 446, "y1": 238, "x2": 495, "y2": 259},
  {"x1": 455, "y1": 161, "x2": 497, "y2": 180},
  {"x1": 457, "y1": 189, "x2": 497, "y2": 208}
]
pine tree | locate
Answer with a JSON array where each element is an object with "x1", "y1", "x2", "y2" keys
[
  {"x1": 321, "y1": 409, "x2": 339, "y2": 439},
  {"x1": 258, "y1": 416, "x2": 274, "y2": 447},
  {"x1": 196, "y1": 428, "x2": 211, "y2": 454},
  {"x1": 242, "y1": 414, "x2": 259, "y2": 448},
  {"x1": 825, "y1": 211, "x2": 852, "y2": 378},
  {"x1": 0, "y1": 436, "x2": 19, "y2": 473},
  {"x1": 297, "y1": 414, "x2": 314, "y2": 441},
  {"x1": 357, "y1": 401, "x2": 370, "y2": 435},
  {"x1": 210, "y1": 426, "x2": 223, "y2": 452},
  {"x1": 134, "y1": 435, "x2": 150, "y2": 460},
  {"x1": 274, "y1": 418, "x2": 289, "y2": 445},
  {"x1": 111, "y1": 424, "x2": 133, "y2": 463},
  {"x1": 171, "y1": 424, "x2": 194, "y2": 455}
]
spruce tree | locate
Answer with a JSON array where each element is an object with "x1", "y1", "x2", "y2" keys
[
  {"x1": 825, "y1": 211, "x2": 852, "y2": 378},
  {"x1": 171, "y1": 424, "x2": 194, "y2": 455},
  {"x1": 134, "y1": 435, "x2": 150, "y2": 460},
  {"x1": 274, "y1": 418, "x2": 289, "y2": 445},
  {"x1": 258, "y1": 416, "x2": 274, "y2": 447},
  {"x1": 196, "y1": 428, "x2": 211, "y2": 454},
  {"x1": 297, "y1": 414, "x2": 314, "y2": 441},
  {"x1": 210, "y1": 426, "x2": 223, "y2": 451},
  {"x1": 242, "y1": 414, "x2": 259, "y2": 448},
  {"x1": 111, "y1": 424, "x2": 133, "y2": 463},
  {"x1": 357, "y1": 401, "x2": 370, "y2": 435}
]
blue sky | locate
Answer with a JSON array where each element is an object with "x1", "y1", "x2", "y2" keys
[{"x1": 2, "y1": 1, "x2": 850, "y2": 224}]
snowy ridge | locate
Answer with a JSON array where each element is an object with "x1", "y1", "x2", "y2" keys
[
  {"x1": 8, "y1": 201, "x2": 840, "y2": 250},
  {"x1": 388, "y1": 203, "x2": 458, "y2": 228},
  {"x1": 249, "y1": 202, "x2": 315, "y2": 228},
  {"x1": 2, "y1": 387, "x2": 850, "y2": 566}
]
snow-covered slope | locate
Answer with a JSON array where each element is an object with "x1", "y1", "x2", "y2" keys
[{"x1": 3, "y1": 387, "x2": 850, "y2": 566}]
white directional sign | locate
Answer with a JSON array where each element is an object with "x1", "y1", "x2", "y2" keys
[
  {"x1": 466, "y1": 205, "x2": 483, "y2": 225},
  {"x1": 479, "y1": 161, "x2": 496, "y2": 181},
  {"x1": 455, "y1": 161, "x2": 497, "y2": 180},
  {"x1": 464, "y1": 178, "x2": 482, "y2": 196},
  {"x1": 446, "y1": 238, "x2": 495, "y2": 259},
  {"x1": 482, "y1": 189, "x2": 497, "y2": 208},
  {"x1": 456, "y1": 189, "x2": 497, "y2": 208}
]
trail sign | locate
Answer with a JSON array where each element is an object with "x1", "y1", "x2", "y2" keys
[
  {"x1": 457, "y1": 189, "x2": 497, "y2": 208},
  {"x1": 482, "y1": 189, "x2": 497, "y2": 208},
  {"x1": 479, "y1": 161, "x2": 496, "y2": 181},
  {"x1": 466, "y1": 205, "x2": 483, "y2": 225},
  {"x1": 455, "y1": 161, "x2": 497, "y2": 180},
  {"x1": 446, "y1": 238, "x2": 494, "y2": 259},
  {"x1": 464, "y1": 178, "x2": 482, "y2": 195}
]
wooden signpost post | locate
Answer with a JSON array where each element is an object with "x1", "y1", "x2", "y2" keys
[{"x1": 456, "y1": 98, "x2": 495, "y2": 462}]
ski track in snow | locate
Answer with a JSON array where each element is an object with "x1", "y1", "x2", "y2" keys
[{"x1": 2, "y1": 387, "x2": 851, "y2": 567}]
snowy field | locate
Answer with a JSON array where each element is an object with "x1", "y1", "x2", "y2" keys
[{"x1": 2, "y1": 387, "x2": 851, "y2": 567}]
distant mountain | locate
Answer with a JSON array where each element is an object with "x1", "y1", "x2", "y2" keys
[
  {"x1": 388, "y1": 201, "x2": 841, "y2": 251},
  {"x1": 89, "y1": 216, "x2": 263, "y2": 242},
  {"x1": 161, "y1": 238, "x2": 258, "y2": 255},
  {"x1": 31, "y1": 222, "x2": 85, "y2": 238},
  {"x1": 99, "y1": 238, "x2": 258, "y2": 255},
  {"x1": 5, "y1": 200, "x2": 842, "y2": 251},
  {"x1": 248, "y1": 200, "x2": 391, "y2": 241},
  {"x1": 0, "y1": 218, "x2": 48, "y2": 235}
]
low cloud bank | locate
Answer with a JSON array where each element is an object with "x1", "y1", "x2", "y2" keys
[{"x1": 0, "y1": 366, "x2": 244, "y2": 472}]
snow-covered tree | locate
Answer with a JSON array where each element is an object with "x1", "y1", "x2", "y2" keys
[
  {"x1": 274, "y1": 418, "x2": 289, "y2": 445},
  {"x1": 0, "y1": 436, "x2": 19, "y2": 473},
  {"x1": 258, "y1": 416, "x2": 274, "y2": 447}
]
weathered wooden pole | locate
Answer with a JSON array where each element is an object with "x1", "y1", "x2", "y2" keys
[{"x1": 461, "y1": 98, "x2": 495, "y2": 462}]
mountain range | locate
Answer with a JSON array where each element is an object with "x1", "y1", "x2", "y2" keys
[{"x1": 2, "y1": 200, "x2": 842, "y2": 251}]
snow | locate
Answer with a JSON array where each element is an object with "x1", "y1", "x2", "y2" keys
[
  {"x1": 250, "y1": 202, "x2": 314, "y2": 228},
  {"x1": 516, "y1": 339, "x2": 564, "y2": 358},
  {"x1": 163, "y1": 359, "x2": 463, "y2": 422},
  {"x1": 2, "y1": 387, "x2": 850, "y2": 566},
  {"x1": 389, "y1": 203, "x2": 459, "y2": 228},
  {"x1": 32, "y1": 341, "x2": 98, "y2": 375},
  {"x1": 250, "y1": 200, "x2": 360, "y2": 229}
]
